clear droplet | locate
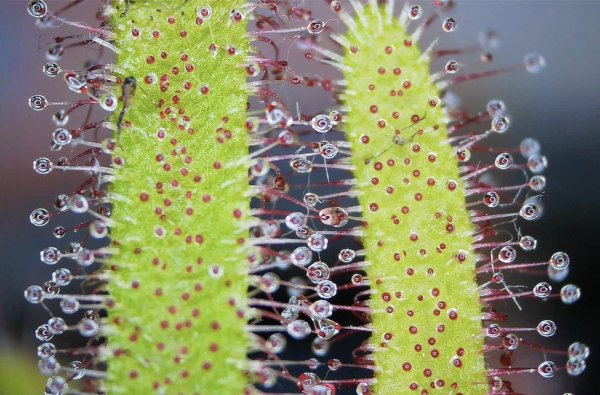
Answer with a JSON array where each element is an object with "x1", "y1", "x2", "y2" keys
[
  {"x1": 53, "y1": 226, "x2": 66, "y2": 239},
  {"x1": 43, "y1": 62, "x2": 61, "y2": 77},
  {"x1": 408, "y1": 5, "x2": 423, "y2": 20},
  {"x1": 566, "y1": 359, "x2": 586, "y2": 376},
  {"x1": 78, "y1": 318, "x2": 99, "y2": 337},
  {"x1": 491, "y1": 116, "x2": 510, "y2": 133},
  {"x1": 490, "y1": 376, "x2": 503, "y2": 391},
  {"x1": 351, "y1": 274, "x2": 364, "y2": 285},
  {"x1": 245, "y1": 60, "x2": 260, "y2": 77},
  {"x1": 46, "y1": 376, "x2": 68, "y2": 394},
  {"x1": 486, "y1": 99, "x2": 507, "y2": 117},
  {"x1": 277, "y1": 128, "x2": 295, "y2": 145},
  {"x1": 29, "y1": 94, "x2": 48, "y2": 111},
  {"x1": 356, "y1": 382, "x2": 371, "y2": 395},
  {"x1": 311, "y1": 337, "x2": 330, "y2": 356},
  {"x1": 290, "y1": 158, "x2": 313, "y2": 173},
  {"x1": 550, "y1": 251, "x2": 570, "y2": 270},
  {"x1": 529, "y1": 175, "x2": 546, "y2": 191},
  {"x1": 498, "y1": 246, "x2": 517, "y2": 263},
  {"x1": 38, "y1": 357, "x2": 60, "y2": 375},
  {"x1": 524, "y1": 53, "x2": 546, "y2": 74},
  {"x1": 456, "y1": 147, "x2": 471, "y2": 162},
  {"x1": 485, "y1": 323, "x2": 501, "y2": 338},
  {"x1": 97, "y1": 140, "x2": 115, "y2": 157},
  {"x1": 33, "y1": 157, "x2": 53, "y2": 174},
  {"x1": 285, "y1": 212, "x2": 306, "y2": 231},
  {"x1": 258, "y1": 367, "x2": 277, "y2": 388},
  {"x1": 520, "y1": 137, "x2": 541, "y2": 158},
  {"x1": 310, "y1": 299, "x2": 333, "y2": 318},
  {"x1": 66, "y1": 242, "x2": 82, "y2": 254},
  {"x1": 46, "y1": 44, "x2": 64, "y2": 62},
  {"x1": 287, "y1": 319, "x2": 311, "y2": 339},
  {"x1": 327, "y1": 359, "x2": 342, "y2": 372},
  {"x1": 68, "y1": 361, "x2": 85, "y2": 380},
  {"x1": 274, "y1": 251, "x2": 290, "y2": 270},
  {"x1": 548, "y1": 265, "x2": 569, "y2": 282},
  {"x1": 527, "y1": 154, "x2": 548, "y2": 174},
  {"x1": 260, "y1": 272, "x2": 280, "y2": 294},
  {"x1": 306, "y1": 262, "x2": 331, "y2": 284},
  {"x1": 568, "y1": 342, "x2": 590, "y2": 361},
  {"x1": 319, "y1": 207, "x2": 349, "y2": 227},
  {"x1": 319, "y1": 142, "x2": 338, "y2": 159},
  {"x1": 99, "y1": 92, "x2": 118, "y2": 112},
  {"x1": 52, "y1": 109, "x2": 69, "y2": 126},
  {"x1": 266, "y1": 333, "x2": 286, "y2": 354},
  {"x1": 304, "y1": 193, "x2": 319, "y2": 207},
  {"x1": 197, "y1": 5, "x2": 212, "y2": 19},
  {"x1": 560, "y1": 284, "x2": 581, "y2": 304},
  {"x1": 311, "y1": 384, "x2": 334, "y2": 395},
  {"x1": 251, "y1": 158, "x2": 269, "y2": 177},
  {"x1": 30, "y1": 208, "x2": 50, "y2": 226},
  {"x1": 37, "y1": 342, "x2": 57, "y2": 359},
  {"x1": 520, "y1": 202, "x2": 543, "y2": 220},
  {"x1": 47, "y1": 317, "x2": 66, "y2": 334},
  {"x1": 537, "y1": 360, "x2": 557, "y2": 378},
  {"x1": 491, "y1": 272, "x2": 504, "y2": 283},
  {"x1": 25, "y1": 285, "x2": 45, "y2": 304},
  {"x1": 310, "y1": 114, "x2": 333, "y2": 133},
  {"x1": 52, "y1": 128, "x2": 72, "y2": 146},
  {"x1": 68, "y1": 194, "x2": 89, "y2": 214},
  {"x1": 43, "y1": 281, "x2": 60, "y2": 298},
  {"x1": 314, "y1": 317, "x2": 340, "y2": 339},
  {"x1": 60, "y1": 297, "x2": 79, "y2": 314},
  {"x1": 266, "y1": 105, "x2": 292, "y2": 127},
  {"x1": 307, "y1": 233, "x2": 328, "y2": 252},
  {"x1": 519, "y1": 235, "x2": 537, "y2": 251},
  {"x1": 291, "y1": 246, "x2": 313, "y2": 267},
  {"x1": 260, "y1": 220, "x2": 280, "y2": 238},
  {"x1": 494, "y1": 153, "x2": 513, "y2": 169},
  {"x1": 533, "y1": 283, "x2": 552, "y2": 299},
  {"x1": 445, "y1": 59, "x2": 459, "y2": 73},
  {"x1": 316, "y1": 280, "x2": 337, "y2": 299},
  {"x1": 52, "y1": 268, "x2": 72, "y2": 286},
  {"x1": 478, "y1": 30, "x2": 500, "y2": 49},
  {"x1": 502, "y1": 333, "x2": 519, "y2": 350},
  {"x1": 35, "y1": 324, "x2": 53, "y2": 341},
  {"x1": 27, "y1": 0, "x2": 48, "y2": 17},
  {"x1": 338, "y1": 248, "x2": 356, "y2": 263},
  {"x1": 89, "y1": 220, "x2": 108, "y2": 239},
  {"x1": 483, "y1": 191, "x2": 500, "y2": 207},
  {"x1": 298, "y1": 372, "x2": 321, "y2": 392},
  {"x1": 281, "y1": 296, "x2": 303, "y2": 321},
  {"x1": 307, "y1": 19, "x2": 324, "y2": 34},
  {"x1": 442, "y1": 17, "x2": 457, "y2": 32},
  {"x1": 330, "y1": 1, "x2": 342, "y2": 12},
  {"x1": 84, "y1": 310, "x2": 99, "y2": 321}
]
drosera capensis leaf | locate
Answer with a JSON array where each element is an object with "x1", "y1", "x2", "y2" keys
[
  {"x1": 338, "y1": 3, "x2": 486, "y2": 393},
  {"x1": 105, "y1": 1, "x2": 253, "y2": 393}
]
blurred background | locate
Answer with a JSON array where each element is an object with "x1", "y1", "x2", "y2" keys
[{"x1": 1, "y1": 0, "x2": 599, "y2": 394}]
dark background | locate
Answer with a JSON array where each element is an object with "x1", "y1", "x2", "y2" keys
[{"x1": 1, "y1": 1, "x2": 599, "y2": 394}]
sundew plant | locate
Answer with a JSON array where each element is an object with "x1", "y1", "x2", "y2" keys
[{"x1": 25, "y1": 0, "x2": 587, "y2": 394}]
